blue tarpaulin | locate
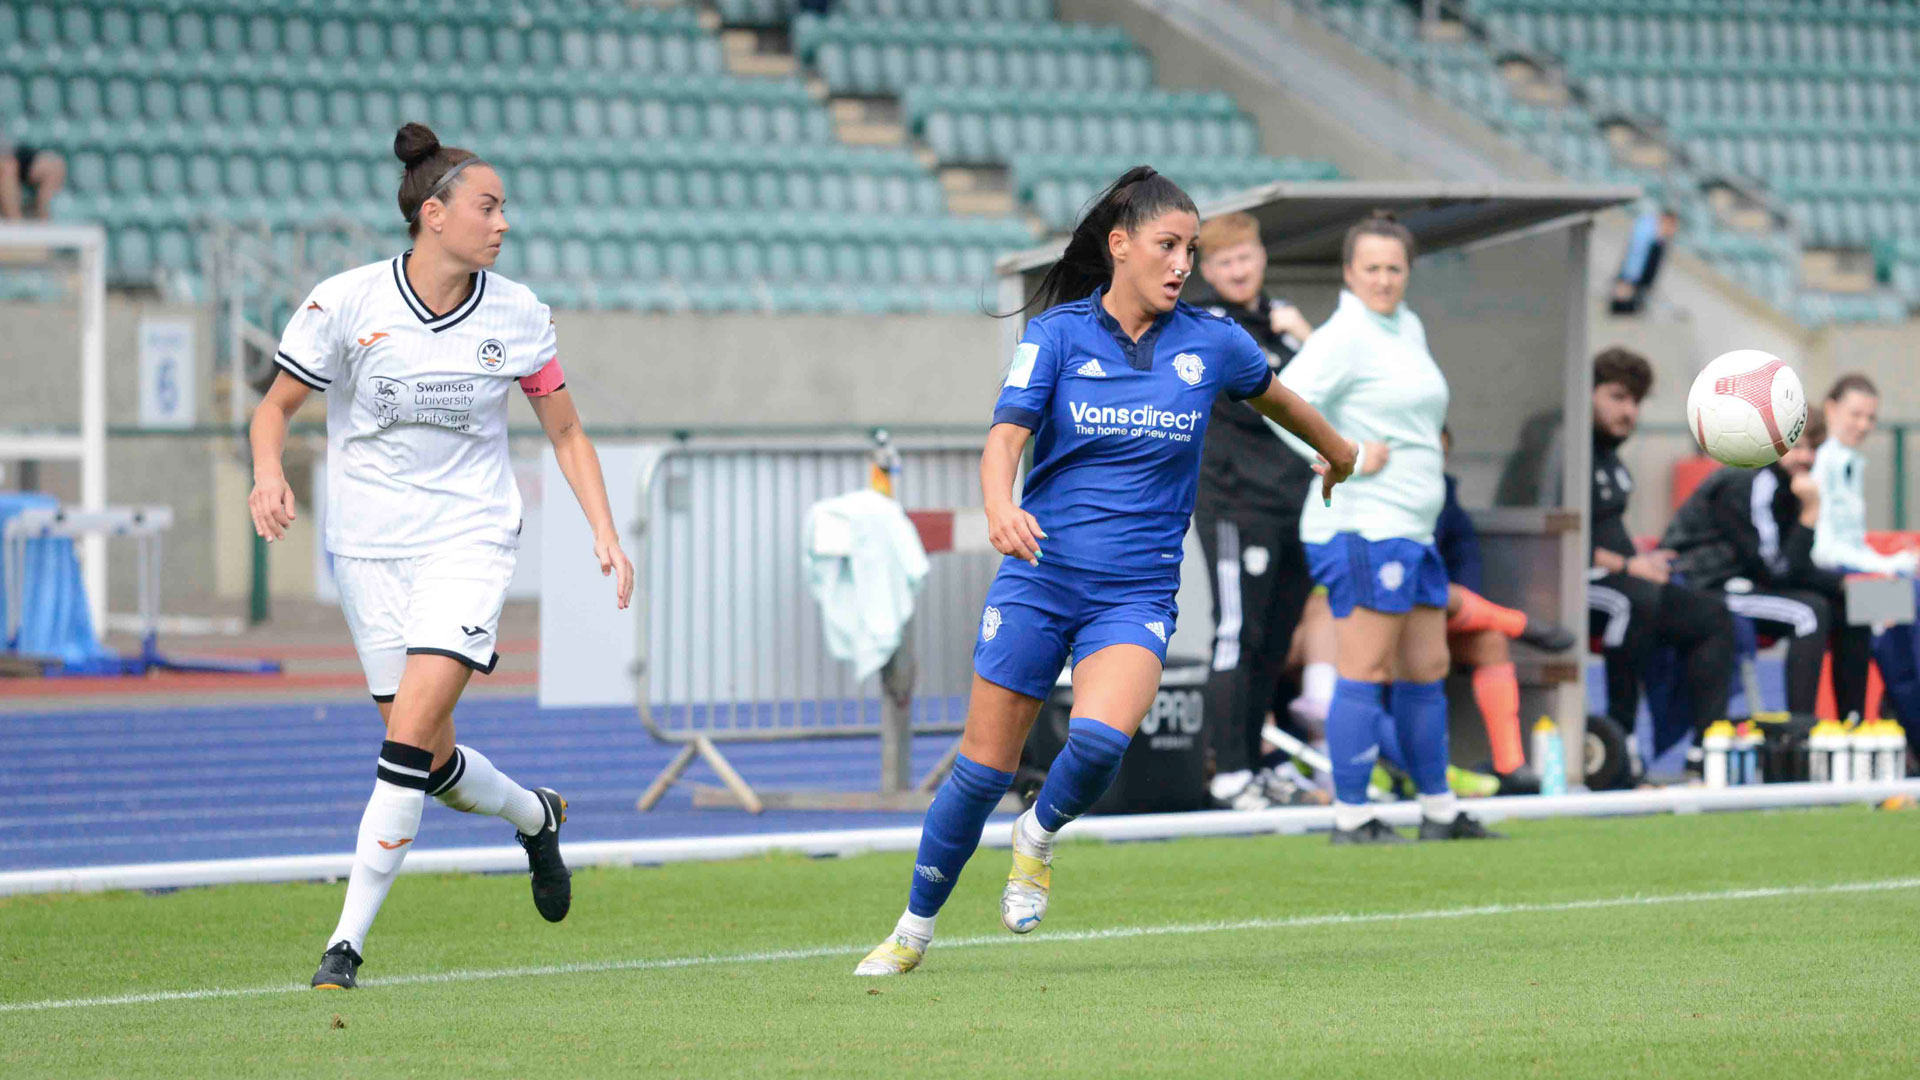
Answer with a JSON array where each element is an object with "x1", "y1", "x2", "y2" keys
[{"x1": 0, "y1": 493, "x2": 112, "y2": 668}]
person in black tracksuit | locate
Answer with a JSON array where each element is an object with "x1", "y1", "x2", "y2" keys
[
  {"x1": 1192, "y1": 212, "x2": 1318, "y2": 804},
  {"x1": 1660, "y1": 420, "x2": 1870, "y2": 718},
  {"x1": 1584, "y1": 348, "x2": 1735, "y2": 755}
]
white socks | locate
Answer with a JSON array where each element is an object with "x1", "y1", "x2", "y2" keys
[
  {"x1": 329, "y1": 742, "x2": 433, "y2": 955},
  {"x1": 895, "y1": 908, "x2": 936, "y2": 947},
  {"x1": 1209, "y1": 769, "x2": 1254, "y2": 801},
  {"x1": 1332, "y1": 800, "x2": 1375, "y2": 832},
  {"x1": 1291, "y1": 662, "x2": 1339, "y2": 725},
  {"x1": 1419, "y1": 791, "x2": 1460, "y2": 824},
  {"x1": 427, "y1": 744, "x2": 547, "y2": 835},
  {"x1": 1017, "y1": 807, "x2": 1057, "y2": 852}
]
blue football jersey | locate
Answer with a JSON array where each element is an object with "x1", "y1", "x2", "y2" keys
[{"x1": 992, "y1": 285, "x2": 1274, "y2": 574}]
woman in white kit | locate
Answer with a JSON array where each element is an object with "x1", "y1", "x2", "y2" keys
[
  {"x1": 1271, "y1": 212, "x2": 1499, "y2": 843},
  {"x1": 247, "y1": 123, "x2": 635, "y2": 990}
]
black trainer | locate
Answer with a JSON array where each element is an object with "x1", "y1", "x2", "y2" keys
[
  {"x1": 517, "y1": 787, "x2": 571, "y2": 923},
  {"x1": 1517, "y1": 617, "x2": 1577, "y2": 653},
  {"x1": 1495, "y1": 766, "x2": 1542, "y2": 796},
  {"x1": 1419, "y1": 811, "x2": 1506, "y2": 840},
  {"x1": 1330, "y1": 818, "x2": 1410, "y2": 845},
  {"x1": 311, "y1": 940, "x2": 361, "y2": 990}
]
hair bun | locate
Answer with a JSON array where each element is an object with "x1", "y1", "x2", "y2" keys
[
  {"x1": 394, "y1": 122, "x2": 440, "y2": 169},
  {"x1": 1368, "y1": 208, "x2": 1399, "y2": 222}
]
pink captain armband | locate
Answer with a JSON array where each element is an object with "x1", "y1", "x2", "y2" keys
[{"x1": 519, "y1": 357, "x2": 565, "y2": 397}]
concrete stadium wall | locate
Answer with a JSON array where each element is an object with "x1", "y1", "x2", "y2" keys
[{"x1": 0, "y1": 298, "x2": 1003, "y2": 613}]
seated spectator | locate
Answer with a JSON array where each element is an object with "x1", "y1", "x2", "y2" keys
[
  {"x1": 1585, "y1": 347, "x2": 1736, "y2": 759},
  {"x1": 1434, "y1": 427, "x2": 1576, "y2": 792},
  {"x1": 1809, "y1": 374, "x2": 1920, "y2": 759},
  {"x1": 1661, "y1": 410, "x2": 1871, "y2": 720},
  {"x1": 0, "y1": 126, "x2": 64, "y2": 220},
  {"x1": 1609, "y1": 207, "x2": 1678, "y2": 315}
]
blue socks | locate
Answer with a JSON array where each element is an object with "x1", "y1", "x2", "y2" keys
[
  {"x1": 906, "y1": 754, "x2": 1014, "y2": 918},
  {"x1": 1033, "y1": 718, "x2": 1132, "y2": 832},
  {"x1": 1390, "y1": 679, "x2": 1452, "y2": 796},
  {"x1": 1327, "y1": 678, "x2": 1387, "y2": 806}
]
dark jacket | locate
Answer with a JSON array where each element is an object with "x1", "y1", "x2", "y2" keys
[
  {"x1": 1590, "y1": 434, "x2": 1637, "y2": 562},
  {"x1": 1196, "y1": 295, "x2": 1314, "y2": 521},
  {"x1": 1661, "y1": 464, "x2": 1838, "y2": 594}
]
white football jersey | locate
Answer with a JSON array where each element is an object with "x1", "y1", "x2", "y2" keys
[{"x1": 275, "y1": 253, "x2": 561, "y2": 559}]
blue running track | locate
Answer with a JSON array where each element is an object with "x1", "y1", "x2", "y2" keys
[{"x1": 1, "y1": 697, "x2": 964, "y2": 872}]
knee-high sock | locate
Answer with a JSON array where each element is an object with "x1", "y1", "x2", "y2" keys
[
  {"x1": 1472, "y1": 662, "x2": 1525, "y2": 774},
  {"x1": 1390, "y1": 679, "x2": 1452, "y2": 797},
  {"x1": 906, "y1": 754, "x2": 1014, "y2": 919},
  {"x1": 1327, "y1": 678, "x2": 1388, "y2": 808},
  {"x1": 328, "y1": 740, "x2": 431, "y2": 955},
  {"x1": 1033, "y1": 718, "x2": 1132, "y2": 832},
  {"x1": 426, "y1": 744, "x2": 547, "y2": 835},
  {"x1": 1447, "y1": 590, "x2": 1528, "y2": 639}
]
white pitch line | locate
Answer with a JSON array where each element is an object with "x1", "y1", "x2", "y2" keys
[{"x1": 6, "y1": 875, "x2": 1918, "y2": 1016}]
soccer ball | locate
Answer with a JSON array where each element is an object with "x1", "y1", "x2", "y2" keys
[{"x1": 1686, "y1": 350, "x2": 1807, "y2": 468}]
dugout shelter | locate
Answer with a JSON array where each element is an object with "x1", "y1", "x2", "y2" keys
[{"x1": 995, "y1": 181, "x2": 1641, "y2": 787}]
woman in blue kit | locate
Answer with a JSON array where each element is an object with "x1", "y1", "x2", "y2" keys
[
  {"x1": 1268, "y1": 212, "x2": 1501, "y2": 844},
  {"x1": 856, "y1": 168, "x2": 1357, "y2": 975}
]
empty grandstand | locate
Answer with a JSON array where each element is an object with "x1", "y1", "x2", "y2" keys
[
  {"x1": 3, "y1": 0, "x2": 1342, "y2": 315},
  {"x1": 1313, "y1": 0, "x2": 1920, "y2": 323}
]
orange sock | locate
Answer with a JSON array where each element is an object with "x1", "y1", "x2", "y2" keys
[
  {"x1": 1448, "y1": 589, "x2": 1528, "y2": 639},
  {"x1": 1473, "y1": 662, "x2": 1525, "y2": 774}
]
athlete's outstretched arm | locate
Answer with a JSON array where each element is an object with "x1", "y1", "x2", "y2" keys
[
  {"x1": 981, "y1": 422, "x2": 1046, "y2": 566},
  {"x1": 247, "y1": 371, "x2": 312, "y2": 542},
  {"x1": 1246, "y1": 379, "x2": 1357, "y2": 503},
  {"x1": 530, "y1": 388, "x2": 635, "y2": 610}
]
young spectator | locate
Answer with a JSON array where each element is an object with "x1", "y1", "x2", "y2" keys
[
  {"x1": 1809, "y1": 374, "x2": 1920, "y2": 752},
  {"x1": 0, "y1": 125, "x2": 65, "y2": 220},
  {"x1": 1609, "y1": 208, "x2": 1678, "y2": 315}
]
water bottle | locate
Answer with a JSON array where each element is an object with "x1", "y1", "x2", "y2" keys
[
  {"x1": 1809, "y1": 720, "x2": 1838, "y2": 783},
  {"x1": 1738, "y1": 722, "x2": 1765, "y2": 785},
  {"x1": 1702, "y1": 721, "x2": 1734, "y2": 788},
  {"x1": 1877, "y1": 721, "x2": 1906, "y2": 783},
  {"x1": 1532, "y1": 717, "x2": 1566, "y2": 796},
  {"x1": 1850, "y1": 720, "x2": 1877, "y2": 785},
  {"x1": 1829, "y1": 720, "x2": 1854, "y2": 784}
]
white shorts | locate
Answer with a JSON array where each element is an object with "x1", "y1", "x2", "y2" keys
[{"x1": 332, "y1": 542, "x2": 516, "y2": 699}]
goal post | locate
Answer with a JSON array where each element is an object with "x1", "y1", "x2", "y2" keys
[{"x1": 0, "y1": 222, "x2": 109, "y2": 632}]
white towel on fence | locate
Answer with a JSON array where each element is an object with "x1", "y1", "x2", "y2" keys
[{"x1": 803, "y1": 490, "x2": 930, "y2": 681}]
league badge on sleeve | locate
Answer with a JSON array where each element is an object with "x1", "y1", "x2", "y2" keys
[{"x1": 1173, "y1": 352, "x2": 1204, "y2": 386}]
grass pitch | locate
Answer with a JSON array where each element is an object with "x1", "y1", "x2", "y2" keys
[{"x1": 4, "y1": 808, "x2": 1918, "y2": 1078}]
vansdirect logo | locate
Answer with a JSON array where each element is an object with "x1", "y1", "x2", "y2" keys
[{"x1": 1068, "y1": 401, "x2": 1204, "y2": 443}]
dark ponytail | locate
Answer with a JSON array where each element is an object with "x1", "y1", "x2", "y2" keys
[
  {"x1": 394, "y1": 122, "x2": 484, "y2": 237},
  {"x1": 1008, "y1": 166, "x2": 1197, "y2": 316}
]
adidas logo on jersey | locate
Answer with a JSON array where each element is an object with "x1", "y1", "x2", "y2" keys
[
  {"x1": 1144, "y1": 621, "x2": 1167, "y2": 644},
  {"x1": 1075, "y1": 357, "x2": 1107, "y2": 378}
]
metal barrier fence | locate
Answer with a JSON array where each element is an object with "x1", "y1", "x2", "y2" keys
[{"x1": 633, "y1": 439, "x2": 1001, "y2": 812}]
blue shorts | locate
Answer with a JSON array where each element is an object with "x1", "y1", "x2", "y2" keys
[
  {"x1": 973, "y1": 557, "x2": 1179, "y2": 700},
  {"x1": 1304, "y1": 533, "x2": 1449, "y2": 618}
]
